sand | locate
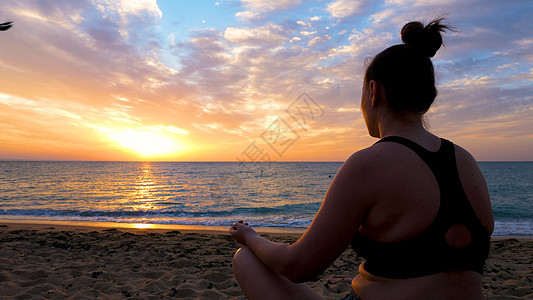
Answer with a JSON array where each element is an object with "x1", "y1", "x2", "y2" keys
[{"x1": 0, "y1": 222, "x2": 531, "y2": 299}]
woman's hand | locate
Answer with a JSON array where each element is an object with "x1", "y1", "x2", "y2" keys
[{"x1": 230, "y1": 220, "x2": 258, "y2": 245}]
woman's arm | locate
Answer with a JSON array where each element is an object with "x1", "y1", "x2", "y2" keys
[
  {"x1": 230, "y1": 149, "x2": 376, "y2": 282},
  {"x1": 230, "y1": 221, "x2": 293, "y2": 274}
]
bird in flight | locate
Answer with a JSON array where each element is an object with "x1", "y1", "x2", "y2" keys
[{"x1": 0, "y1": 22, "x2": 13, "y2": 31}]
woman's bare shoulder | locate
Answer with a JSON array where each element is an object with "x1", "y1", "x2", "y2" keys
[
  {"x1": 341, "y1": 142, "x2": 417, "y2": 188},
  {"x1": 346, "y1": 141, "x2": 406, "y2": 163},
  {"x1": 453, "y1": 143, "x2": 478, "y2": 164},
  {"x1": 453, "y1": 143, "x2": 494, "y2": 233},
  {"x1": 346, "y1": 140, "x2": 426, "y2": 171},
  {"x1": 336, "y1": 145, "x2": 395, "y2": 198},
  {"x1": 452, "y1": 143, "x2": 490, "y2": 187}
]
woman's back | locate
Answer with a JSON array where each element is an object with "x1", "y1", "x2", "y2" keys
[
  {"x1": 355, "y1": 135, "x2": 493, "y2": 243},
  {"x1": 351, "y1": 134, "x2": 494, "y2": 299}
]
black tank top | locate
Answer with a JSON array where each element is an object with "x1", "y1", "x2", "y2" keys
[{"x1": 351, "y1": 136, "x2": 491, "y2": 279}]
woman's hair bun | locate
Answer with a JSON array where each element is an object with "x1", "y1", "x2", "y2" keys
[{"x1": 401, "y1": 18, "x2": 451, "y2": 58}]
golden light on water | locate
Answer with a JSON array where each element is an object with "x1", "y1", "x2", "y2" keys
[
  {"x1": 131, "y1": 223, "x2": 153, "y2": 229},
  {"x1": 133, "y1": 162, "x2": 157, "y2": 211}
]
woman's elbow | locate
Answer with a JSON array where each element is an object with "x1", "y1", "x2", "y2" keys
[{"x1": 279, "y1": 255, "x2": 319, "y2": 283}]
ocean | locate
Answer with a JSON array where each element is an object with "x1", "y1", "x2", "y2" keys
[{"x1": 0, "y1": 161, "x2": 531, "y2": 236}]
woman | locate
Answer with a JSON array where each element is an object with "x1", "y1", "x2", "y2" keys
[{"x1": 230, "y1": 18, "x2": 494, "y2": 300}]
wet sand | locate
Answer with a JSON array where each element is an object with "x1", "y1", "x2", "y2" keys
[{"x1": 0, "y1": 221, "x2": 531, "y2": 299}]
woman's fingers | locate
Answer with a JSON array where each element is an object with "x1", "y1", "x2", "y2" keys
[
  {"x1": 233, "y1": 221, "x2": 249, "y2": 227},
  {"x1": 231, "y1": 220, "x2": 251, "y2": 232}
]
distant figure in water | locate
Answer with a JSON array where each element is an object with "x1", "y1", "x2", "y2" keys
[
  {"x1": 230, "y1": 17, "x2": 494, "y2": 300},
  {"x1": 0, "y1": 22, "x2": 13, "y2": 31}
]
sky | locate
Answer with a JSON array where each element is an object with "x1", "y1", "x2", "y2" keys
[{"x1": 0, "y1": 0, "x2": 532, "y2": 162}]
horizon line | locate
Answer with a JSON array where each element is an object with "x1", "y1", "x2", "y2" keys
[{"x1": 1, "y1": 159, "x2": 532, "y2": 163}]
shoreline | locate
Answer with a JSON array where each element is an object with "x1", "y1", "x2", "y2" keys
[
  {"x1": 0, "y1": 219, "x2": 530, "y2": 240},
  {"x1": 0, "y1": 219, "x2": 306, "y2": 237}
]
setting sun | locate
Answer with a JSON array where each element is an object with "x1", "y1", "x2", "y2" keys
[{"x1": 107, "y1": 127, "x2": 189, "y2": 158}]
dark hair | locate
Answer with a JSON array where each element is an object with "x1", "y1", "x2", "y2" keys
[{"x1": 364, "y1": 18, "x2": 453, "y2": 113}]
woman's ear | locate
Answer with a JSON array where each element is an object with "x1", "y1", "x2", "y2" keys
[
  {"x1": 369, "y1": 80, "x2": 378, "y2": 107},
  {"x1": 369, "y1": 80, "x2": 386, "y2": 107}
]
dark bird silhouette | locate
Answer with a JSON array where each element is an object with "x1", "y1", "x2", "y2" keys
[{"x1": 0, "y1": 22, "x2": 13, "y2": 31}]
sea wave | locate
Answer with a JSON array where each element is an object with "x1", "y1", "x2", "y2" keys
[{"x1": 1, "y1": 161, "x2": 531, "y2": 235}]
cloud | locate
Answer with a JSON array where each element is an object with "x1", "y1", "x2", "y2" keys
[
  {"x1": 326, "y1": 0, "x2": 364, "y2": 19},
  {"x1": 91, "y1": 0, "x2": 162, "y2": 24},
  {"x1": 224, "y1": 23, "x2": 287, "y2": 47},
  {"x1": 236, "y1": 0, "x2": 302, "y2": 21},
  {"x1": 300, "y1": 30, "x2": 317, "y2": 36},
  {"x1": 308, "y1": 35, "x2": 332, "y2": 47},
  {"x1": 385, "y1": 0, "x2": 463, "y2": 6}
]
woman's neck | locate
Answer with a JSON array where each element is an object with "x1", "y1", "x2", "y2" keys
[
  {"x1": 376, "y1": 111, "x2": 442, "y2": 151},
  {"x1": 378, "y1": 111, "x2": 433, "y2": 140}
]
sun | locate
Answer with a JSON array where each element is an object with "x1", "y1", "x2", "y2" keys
[{"x1": 110, "y1": 127, "x2": 188, "y2": 158}]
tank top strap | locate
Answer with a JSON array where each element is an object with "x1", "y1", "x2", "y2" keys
[
  {"x1": 376, "y1": 136, "x2": 472, "y2": 220},
  {"x1": 375, "y1": 136, "x2": 434, "y2": 159},
  {"x1": 375, "y1": 136, "x2": 456, "y2": 188},
  {"x1": 376, "y1": 135, "x2": 450, "y2": 162}
]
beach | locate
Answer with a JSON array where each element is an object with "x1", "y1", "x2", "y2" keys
[{"x1": 0, "y1": 222, "x2": 531, "y2": 299}]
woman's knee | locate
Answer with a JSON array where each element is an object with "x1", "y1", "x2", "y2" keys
[
  {"x1": 232, "y1": 246, "x2": 252, "y2": 273},
  {"x1": 232, "y1": 246, "x2": 256, "y2": 282}
]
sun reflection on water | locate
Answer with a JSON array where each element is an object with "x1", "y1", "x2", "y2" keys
[
  {"x1": 132, "y1": 162, "x2": 157, "y2": 211},
  {"x1": 131, "y1": 223, "x2": 153, "y2": 229}
]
